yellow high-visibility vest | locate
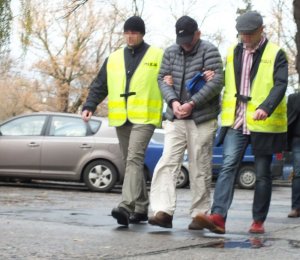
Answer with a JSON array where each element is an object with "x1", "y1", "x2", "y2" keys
[
  {"x1": 107, "y1": 46, "x2": 163, "y2": 127},
  {"x1": 221, "y1": 42, "x2": 287, "y2": 133}
]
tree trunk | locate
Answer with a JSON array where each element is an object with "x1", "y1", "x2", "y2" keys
[{"x1": 294, "y1": 0, "x2": 300, "y2": 84}]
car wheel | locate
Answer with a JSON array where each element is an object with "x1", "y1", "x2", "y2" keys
[
  {"x1": 176, "y1": 167, "x2": 189, "y2": 188},
  {"x1": 237, "y1": 165, "x2": 256, "y2": 189},
  {"x1": 83, "y1": 160, "x2": 118, "y2": 192}
]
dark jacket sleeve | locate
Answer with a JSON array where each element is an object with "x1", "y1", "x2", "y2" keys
[
  {"x1": 258, "y1": 50, "x2": 288, "y2": 116},
  {"x1": 288, "y1": 93, "x2": 300, "y2": 124},
  {"x1": 82, "y1": 58, "x2": 109, "y2": 113}
]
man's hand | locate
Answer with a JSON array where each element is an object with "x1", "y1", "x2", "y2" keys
[
  {"x1": 203, "y1": 70, "x2": 215, "y2": 81},
  {"x1": 163, "y1": 75, "x2": 173, "y2": 86},
  {"x1": 172, "y1": 101, "x2": 182, "y2": 118},
  {"x1": 82, "y1": 110, "x2": 93, "y2": 122},
  {"x1": 253, "y1": 108, "x2": 268, "y2": 121},
  {"x1": 172, "y1": 100, "x2": 189, "y2": 119},
  {"x1": 179, "y1": 102, "x2": 193, "y2": 118}
]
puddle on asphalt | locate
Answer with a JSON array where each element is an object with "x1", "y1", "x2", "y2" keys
[
  {"x1": 204, "y1": 237, "x2": 273, "y2": 249},
  {"x1": 204, "y1": 237, "x2": 300, "y2": 249}
]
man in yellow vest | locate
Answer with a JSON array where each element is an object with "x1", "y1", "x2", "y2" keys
[
  {"x1": 195, "y1": 11, "x2": 288, "y2": 234},
  {"x1": 82, "y1": 16, "x2": 163, "y2": 226}
]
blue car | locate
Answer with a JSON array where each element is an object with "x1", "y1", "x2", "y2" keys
[
  {"x1": 146, "y1": 129, "x2": 222, "y2": 189},
  {"x1": 212, "y1": 144, "x2": 284, "y2": 189},
  {"x1": 144, "y1": 129, "x2": 284, "y2": 190},
  {"x1": 144, "y1": 130, "x2": 189, "y2": 188}
]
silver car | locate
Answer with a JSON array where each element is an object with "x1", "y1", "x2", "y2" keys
[{"x1": 0, "y1": 112, "x2": 125, "y2": 192}]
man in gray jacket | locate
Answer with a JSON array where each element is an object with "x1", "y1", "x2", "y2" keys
[{"x1": 148, "y1": 15, "x2": 223, "y2": 229}]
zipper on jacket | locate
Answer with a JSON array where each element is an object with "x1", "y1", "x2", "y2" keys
[{"x1": 179, "y1": 55, "x2": 186, "y2": 103}]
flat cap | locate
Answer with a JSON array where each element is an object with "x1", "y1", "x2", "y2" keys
[{"x1": 236, "y1": 11, "x2": 263, "y2": 33}]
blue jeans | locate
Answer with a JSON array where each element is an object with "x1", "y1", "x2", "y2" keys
[
  {"x1": 212, "y1": 128, "x2": 250, "y2": 217},
  {"x1": 291, "y1": 137, "x2": 300, "y2": 209},
  {"x1": 252, "y1": 154, "x2": 273, "y2": 222},
  {"x1": 212, "y1": 128, "x2": 274, "y2": 222}
]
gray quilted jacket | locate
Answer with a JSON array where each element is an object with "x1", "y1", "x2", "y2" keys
[{"x1": 159, "y1": 39, "x2": 224, "y2": 124}]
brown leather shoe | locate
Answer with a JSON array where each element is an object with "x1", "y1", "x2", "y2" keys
[
  {"x1": 288, "y1": 209, "x2": 300, "y2": 218},
  {"x1": 188, "y1": 217, "x2": 205, "y2": 230},
  {"x1": 148, "y1": 211, "x2": 173, "y2": 228}
]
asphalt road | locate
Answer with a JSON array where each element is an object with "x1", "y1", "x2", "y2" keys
[{"x1": 0, "y1": 180, "x2": 300, "y2": 260}]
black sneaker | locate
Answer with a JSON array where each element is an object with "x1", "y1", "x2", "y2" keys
[{"x1": 111, "y1": 207, "x2": 130, "y2": 226}]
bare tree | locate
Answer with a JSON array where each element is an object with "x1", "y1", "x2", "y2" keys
[
  {"x1": 165, "y1": 0, "x2": 198, "y2": 21},
  {"x1": 65, "y1": 0, "x2": 144, "y2": 17},
  {"x1": 131, "y1": 0, "x2": 144, "y2": 16},
  {"x1": 294, "y1": 0, "x2": 300, "y2": 88},
  {"x1": 20, "y1": 0, "x2": 128, "y2": 114},
  {"x1": 236, "y1": 0, "x2": 253, "y2": 15},
  {"x1": 63, "y1": 0, "x2": 89, "y2": 17},
  {"x1": 0, "y1": 75, "x2": 45, "y2": 120},
  {"x1": 156, "y1": 0, "x2": 224, "y2": 48},
  {"x1": 0, "y1": 0, "x2": 12, "y2": 56},
  {"x1": 268, "y1": 0, "x2": 297, "y2": 90}
]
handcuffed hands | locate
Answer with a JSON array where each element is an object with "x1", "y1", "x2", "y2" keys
[{"x1": 172, "y1": 101, "x2": 193, "y2": 119}]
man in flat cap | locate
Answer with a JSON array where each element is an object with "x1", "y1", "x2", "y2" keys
[
  {"x1": 196, "y1": 11, "x2": 288, "y2": 234},
  {"x1": 148, "y1": 15, "x2": 223, "y2": 229},
  {"x1": 82, "y1": 16, "x2": 163, "y2": 226}
]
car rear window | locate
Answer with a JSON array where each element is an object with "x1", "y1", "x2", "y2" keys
[
  {"x1": 89, "y1": 120, "x2": 101, "y2": 134},
  {"x1": 50, "y1": 116, "x2": 87, "y2": 137}
]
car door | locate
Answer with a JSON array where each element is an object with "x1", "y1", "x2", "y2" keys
[
  {"x1": 40, "y1": 115, "x2": 95, "y2": 178},
  {"x1": 0, "y1": 115, "x2": 47, "y2": 176}
]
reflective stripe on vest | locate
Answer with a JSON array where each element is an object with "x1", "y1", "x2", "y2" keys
[
  {"x1": 222, "y1": 42, "x2": 287, "y2": 133},
  {"x1": 107, "y1": 46, "x2": 163, "y2": 127}
]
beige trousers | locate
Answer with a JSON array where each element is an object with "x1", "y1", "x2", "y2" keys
[
  {"x1": 116, "y1": 123, "x2": 155, "y2": 214},
  {"x1": 150, "y1": 119, "x2": 217, "y2": 218}
]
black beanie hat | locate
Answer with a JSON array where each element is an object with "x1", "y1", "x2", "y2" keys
[{"x1": 123, "y1": 16, "x2": 145, "y2": 35}]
